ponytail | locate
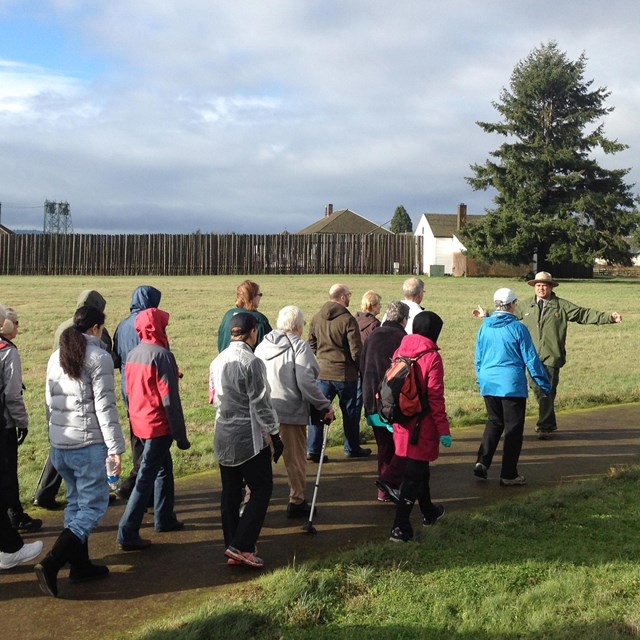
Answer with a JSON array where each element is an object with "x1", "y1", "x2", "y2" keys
[{"x1": 59, "y1": 305, "x2": 105, "y2": 379}]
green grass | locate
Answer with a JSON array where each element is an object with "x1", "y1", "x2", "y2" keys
[
  {"x1": 2, "y1": 274, "x2": 638, "y2": 501},
  {"x1": 128, "y1": 465, "x2": 640, "y2": 640}
]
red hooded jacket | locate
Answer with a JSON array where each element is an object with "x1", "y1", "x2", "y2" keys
[
  {"x1": 124, "y1": 308, "x2": 188, "y2": 445},
  {"x1": 391, "y1": 333, "x2": 450, "y2": 462}
]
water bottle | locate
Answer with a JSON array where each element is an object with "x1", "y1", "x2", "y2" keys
[{"x1": 105, "y1": 455, "x2": 119, "y2": 490}]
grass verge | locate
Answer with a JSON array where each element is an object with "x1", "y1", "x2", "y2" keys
[{"x1": 128, "y1": 465, "x2": 640, "y2": 640}]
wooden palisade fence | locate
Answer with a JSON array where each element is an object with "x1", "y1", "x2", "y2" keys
[{"x1": 0, "y1": 233, "x2": 422, "y2": 276}]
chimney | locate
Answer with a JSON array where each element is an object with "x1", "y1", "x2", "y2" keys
[
  {"x1": 456, "y1": 203, "x2": 467, "y2": 231},
  {"x1": 325, "y1": 203, "x2": 334, "y2": 217}
]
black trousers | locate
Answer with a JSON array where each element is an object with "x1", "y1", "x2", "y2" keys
[
  {"x1": 477, "y1": 395, "x2": 526, "y2": 480},
  {"x1": 220, "y1": 447, "x2": 273, "y2": 553},
  {"x1": 393, "y1": 458, "x2": 436, "y2": 533},
  {"x1": 0, "y1": 431, "x2": 23, "y2": 553},
  {"x1": 0, "y1": 427, "x2": 25, "y2": 520},
  {"x1": 33, "y1": 452, "x2": 63, "y2": 503}
]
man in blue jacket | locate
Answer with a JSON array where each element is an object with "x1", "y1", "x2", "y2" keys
[
  {"x1": 112, "y1": 285, "x2": 162, "y2": 499},
  {"x1": 474, "y1": 288, "x2": 550, "y2": 486}
]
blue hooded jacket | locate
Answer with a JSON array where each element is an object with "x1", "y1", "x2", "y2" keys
[
  {"x1": 475, "y1": 311, "x2": 550, "y2": 398},
  {"x1": 113, "y1": 285, "x2": 162, "y2": 407}
]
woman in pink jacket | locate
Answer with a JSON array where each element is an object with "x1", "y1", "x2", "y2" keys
[{"x1": 390, "y1": 311, "x2": 452, "y2": 543}]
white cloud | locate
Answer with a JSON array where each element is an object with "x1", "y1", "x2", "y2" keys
[{"x1": 0, "y1": 1, "x2": 639, "y2": 233}]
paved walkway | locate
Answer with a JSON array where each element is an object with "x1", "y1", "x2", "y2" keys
[{"x1": 2, "y1": 404, "x2": 639, "y2": 640}]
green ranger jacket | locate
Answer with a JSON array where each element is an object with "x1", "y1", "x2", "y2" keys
[{"x1": 515, "y1": 293, "x2": 612, "y2": 369}]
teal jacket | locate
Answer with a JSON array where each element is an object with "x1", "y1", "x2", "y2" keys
[
  {"x1": 516, "y1": 293, "x2": 612, "y2": 368},
  {"x1": 217, "y1": 308, "x2": 272, "y2": 354}
]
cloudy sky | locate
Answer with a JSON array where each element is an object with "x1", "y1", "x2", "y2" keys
[{"x1": 1, "y1": 1, "x2": 639, "y2": 234}]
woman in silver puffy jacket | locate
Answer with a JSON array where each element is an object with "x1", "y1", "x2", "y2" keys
[{"x1": 35, "y1": 305, "x2": 125, "y2": 597}]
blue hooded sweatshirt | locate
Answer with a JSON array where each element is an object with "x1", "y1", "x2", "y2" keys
[
  {"x1": 113, "y1": 285, "x2": 162, "y2": 406},
  {"x1": 475, "y1": 311, "x2": 550, "y2": 398}
]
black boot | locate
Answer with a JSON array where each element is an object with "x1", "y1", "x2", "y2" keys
[
  {"x1": 34, "y1": 528, "x2": 81, "y2": 597},
  {"x1": 68, "y1": 537, "x2": 109, "y2": 583}
]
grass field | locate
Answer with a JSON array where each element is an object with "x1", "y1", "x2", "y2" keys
[
  {"x1": 130, "y1": 465, "x2": 640, "y2": 640},
  {"x1": 2, "y1": 274, "x2": 638, "y2": 502}
]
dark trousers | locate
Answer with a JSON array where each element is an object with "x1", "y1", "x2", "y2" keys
[
  {"x1": 0, "y1": 509, "x2": 22, "y2": 552},
  {"x1": 118, "y1": 422, "x2": 146, "y2": 495},
  {"x1": 220, "y1": 446, "x2": 273, "y2": 553},
  {"x1": 0, "y1": 433, "x2": 23, "y2": 553},
  {"x1": 34, "y1": 453, "x2": 63, "y2": 503},
  {"x1": 308, "y1": 379, "x2": 362, "y2": 455},
  {"x1": 531, "y1": 365, "x2": 560, "y2": 431},
  {"x1": 477, "y1": 396, "x2": 526, "y2": 480},
  {"x1": 393, "y1": 458, "x2": 436, "y2": 533},
  {"x1": 117, "y1": 435, "x2": 177, "y2": 543},
  {"x1": 373, "y1": 427, "x2": 405, "y2": 488},
  {"x1": 0, "y1": 427, "x2": 24, "y2": 520}
]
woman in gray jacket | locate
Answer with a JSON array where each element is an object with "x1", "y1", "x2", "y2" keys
[
  {"x1": 35, "y1": 306, "x2": 125, "y2": 597},
  {"x1": 255, "y1": 306, "x2": 334, "y2": 517}
]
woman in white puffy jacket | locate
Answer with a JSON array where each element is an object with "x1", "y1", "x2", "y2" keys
[{"x1": 35, "y1": 305, "x2": 125, "y2": 597}]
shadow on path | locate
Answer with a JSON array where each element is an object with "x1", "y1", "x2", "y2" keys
[{"x1": 2, "y1": 404, "x2": 638, "y2": 639}]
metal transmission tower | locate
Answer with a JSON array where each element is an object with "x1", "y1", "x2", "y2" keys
[{"x1": 43, "y1": 200, "x2": 73, "y2": 234}]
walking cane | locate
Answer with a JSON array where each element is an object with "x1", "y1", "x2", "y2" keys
[{"x1": 302, "y1": 417, "x2": 332, "y2": 534}]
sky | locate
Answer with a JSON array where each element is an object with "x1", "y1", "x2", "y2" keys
[{"x1": 0, "y1": 1, "x2": 639, "y2": 234}]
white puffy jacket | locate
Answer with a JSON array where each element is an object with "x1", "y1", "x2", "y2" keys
[{"x1": 46, "y1": 334, "x2": 125, "y2": 455}]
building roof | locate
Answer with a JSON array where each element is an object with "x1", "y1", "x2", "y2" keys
[
  {"x1": 0, "y1": 223, "x2": 14, "y2": 235},
  {"x1": 298, "y1": 209, "x2": 393, "y2": 235},
  {"x1": 421, "y1": 213, "x2": 484, "y2": 238}
]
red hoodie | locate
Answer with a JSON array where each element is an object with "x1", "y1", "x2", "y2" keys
[{"x1": 124, "y1": 308, "x2": 187, "y2": 444}]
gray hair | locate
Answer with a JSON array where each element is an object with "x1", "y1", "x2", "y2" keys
[
  {"x1": 276, "y1": 305, "x2": 304, "y2": 333},
  {"x1": 385, "y1": 300, "x2": 410, "y2": 323},
  {"x1": 402, "y1": 277, "x2": 425, "y2": 298},
  {"x1": 0, "y1": 304, "x2": 6, "y2": 328},
  {"x1": 0, "y1": 308, "x2": 16, "y2": 335}
]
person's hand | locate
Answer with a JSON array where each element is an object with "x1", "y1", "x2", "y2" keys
[
  {"x1": 324, "y1": 407, "x2": 336, "y2": 424},
  {"x1": 271, "y1": 433, "x2": 284, "y2": 463},
  {"x1": 16, "y1": 427, "x2": 28, "y2": 446},
  {"x1": 177, "y1": 439, "x2": 191, "y2": 450},
  {"x1": 110, "y1": 453, "x2": 122, "y2": 477},
  {"x1": 439, "y1": 434, "x2": 452, "y2": 447},
  {"x1": 472, "y1": 306, "x2": 488, "y2": 319},
  {"x1": 611, "y1": 312, "x2": 622, "y2": 323}
]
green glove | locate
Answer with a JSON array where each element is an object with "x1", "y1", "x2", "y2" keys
[{"x1": 439, "y1": 435, "x2": 452, "y2": 448}]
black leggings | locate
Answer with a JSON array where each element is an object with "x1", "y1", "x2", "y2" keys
[{"x1": 392, "y1": 458, "x2": 435, "y2": 533}]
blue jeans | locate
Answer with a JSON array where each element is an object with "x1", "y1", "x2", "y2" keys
[
  {"x1": 307, "y1": 379, "x2": 362, "y2": 455},
  {"x1": 50, "y1": 443, "x2": 109, "y2": 543},
  {"x1": 117, "y1": 435, "x2": 178, "y2": 544}
]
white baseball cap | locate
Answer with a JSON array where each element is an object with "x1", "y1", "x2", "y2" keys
[{"x1": 493, "y1": 288, "x2": 517, "y2": 305}]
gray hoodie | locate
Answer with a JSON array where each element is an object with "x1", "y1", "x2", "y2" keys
[{"x1": 255, "y1": 330, "x2": 331, "y2": 425}]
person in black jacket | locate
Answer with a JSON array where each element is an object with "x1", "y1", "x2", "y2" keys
[{"x1": 360, "y1": 301, "x2": 409, "y2": 502}]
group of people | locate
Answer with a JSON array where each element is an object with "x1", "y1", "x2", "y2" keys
[{"x1": 0, "y1": 272, "x2": 622, "y2": 588}]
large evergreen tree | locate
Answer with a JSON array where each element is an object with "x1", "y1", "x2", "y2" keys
[
  {"x1": 390, "y1": 205, "x2": 412, "y2": 233},
  {"x1": 464, "y1": 41, "x2": 639, "y2": 267}
]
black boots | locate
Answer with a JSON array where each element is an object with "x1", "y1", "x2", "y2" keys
[
  {"x1": 68, "y1": 538, "x2": 109, "y2": 583},
  {"x1": 35, "y1": 528, "x2": 80, "y2": 597},
  {"x1": 35, "y1": 529, "x2": 109, "y2": 597}
]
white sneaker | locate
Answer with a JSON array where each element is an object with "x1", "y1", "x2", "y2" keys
[
  {"x1": 0, "y1": 540, "x2": 44, "y2": 569},
  {"x1": 500, "y1": 475, "x2": 527, "y2": 487}
]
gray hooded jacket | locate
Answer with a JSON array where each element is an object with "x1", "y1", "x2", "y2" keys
[{"x1": 255, "y1": 330, "x2": 331, "y2": 425}]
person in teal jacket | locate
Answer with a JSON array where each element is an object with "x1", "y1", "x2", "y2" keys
[
  {"x1": 217, "y1": 280, "x2": 272, "y2": 353},
  {"x1": 515, "y1": 271, "x2": 622, "y2": 438},
  {"x1": 474, "y1": 288, "x2": 550, "y2": 486}
]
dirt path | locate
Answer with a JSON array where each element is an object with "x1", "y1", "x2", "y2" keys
[{"x1": 2, "y1": 404, "x2": 639, "y2": 640}]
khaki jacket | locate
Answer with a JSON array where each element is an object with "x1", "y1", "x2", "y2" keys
[{"x1": 516, "y1": 293, "x2": 612, "y2": 368}]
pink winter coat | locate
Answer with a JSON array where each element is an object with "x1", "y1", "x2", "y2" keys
[{"x1": 392, "y1": 334, "x2": 450, "y2": 462}]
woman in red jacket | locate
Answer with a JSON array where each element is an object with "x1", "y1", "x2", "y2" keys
[{"x1": 390, "y1": 311, "x2": 452, "y2": 543}]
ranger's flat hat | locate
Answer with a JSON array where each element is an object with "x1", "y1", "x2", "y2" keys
[{"x1": 527, "y1": 271, "x2": 559, "y2": 287}]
